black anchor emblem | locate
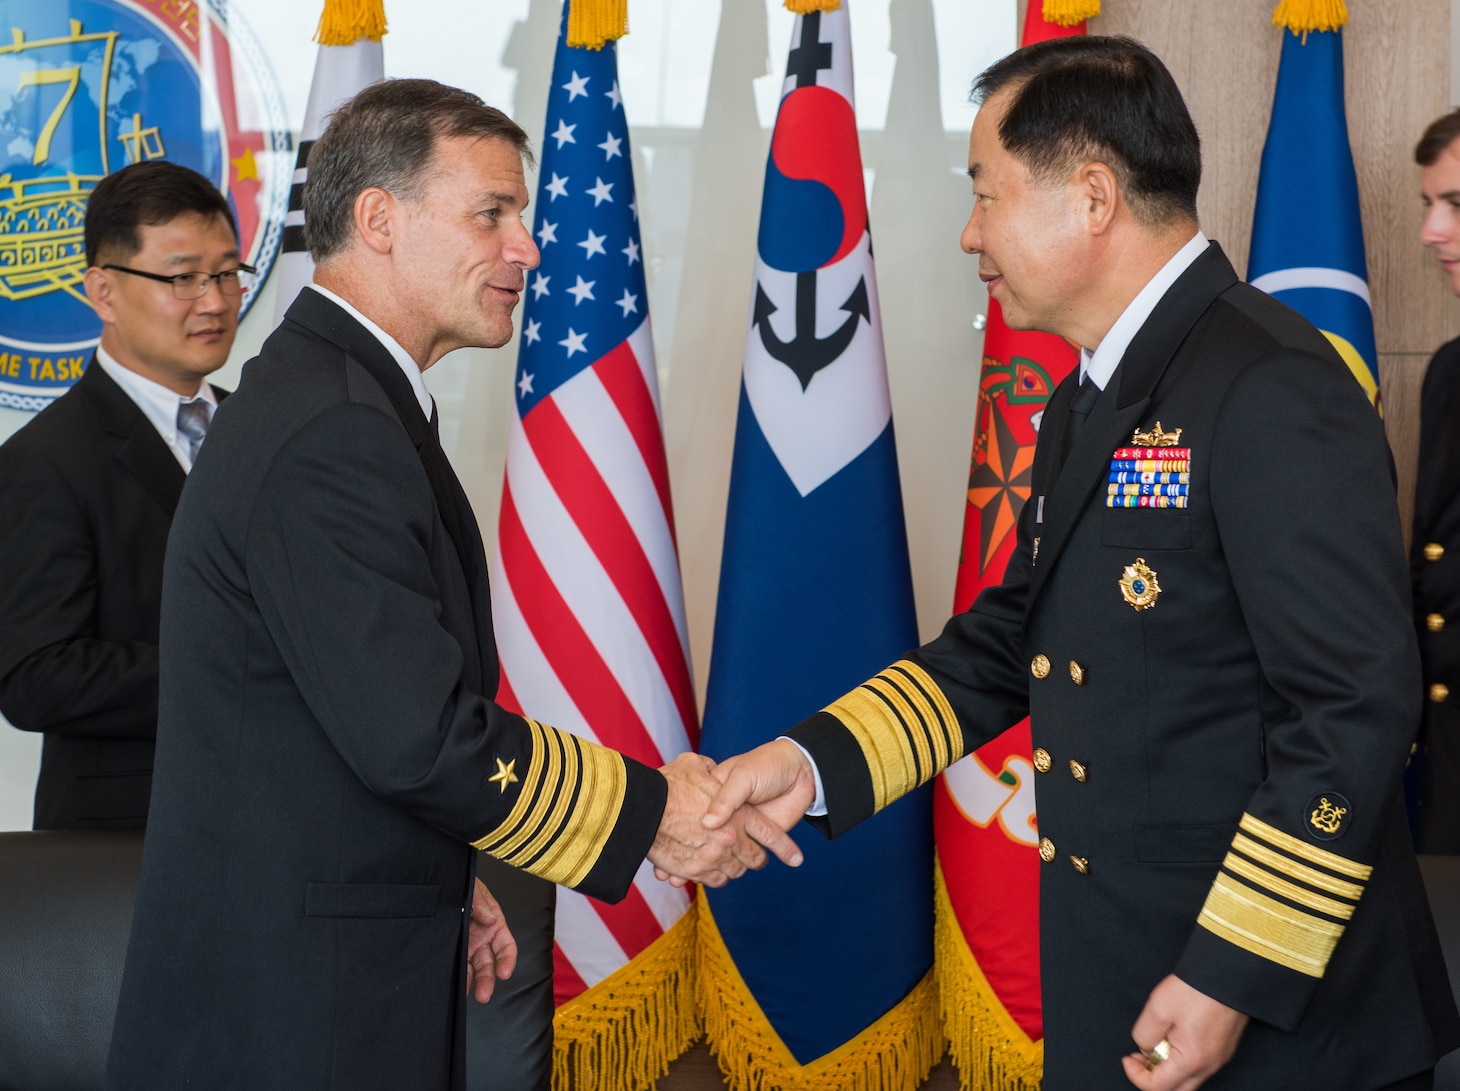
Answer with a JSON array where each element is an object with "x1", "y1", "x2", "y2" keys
[
  {"x1": 753, "y1": 11, "x2": 871, "y2": 392},
  {"x1": 753, "y1": 273, "x2": 871, "y2": 391}
]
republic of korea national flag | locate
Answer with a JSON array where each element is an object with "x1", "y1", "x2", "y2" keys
[{"x1": 272, "y1": 36, "x2": 383, "y2": 324}]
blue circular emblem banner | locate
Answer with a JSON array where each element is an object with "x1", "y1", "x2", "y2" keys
[{"x1": 0, "y1": 0, "x2": 290, "y2": 412}]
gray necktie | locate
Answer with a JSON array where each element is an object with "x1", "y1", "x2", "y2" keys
[{"x1": 177, "y1": 399, "x2": 212, "y2": 464}]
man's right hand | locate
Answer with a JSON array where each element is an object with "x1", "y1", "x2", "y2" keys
[
  {"x1": 702, "y1": 738, "x2": 818, "y2": 836},
  {"x1": 647, "y1": 752, "x2": 805, "y2": 888}
]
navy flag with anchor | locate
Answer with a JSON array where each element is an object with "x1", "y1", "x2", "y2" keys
[{"x1": 697, "y1": 4, "x2": 938, "y2": 1087}]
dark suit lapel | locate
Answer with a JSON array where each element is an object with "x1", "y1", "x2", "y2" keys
[
  {"x1": 281, "y1": 291, "x2": 497, "y2": 684},
  {"x1": 1025, "y1": 242, "x2": 1239, "y2": 616},
  {"x1": 79, "y1": 357, "x2": 187, "y2": 515}
]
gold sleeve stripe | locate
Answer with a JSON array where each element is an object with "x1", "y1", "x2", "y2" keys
[
  {"x1": 824, "y1": 660, "x2": 964, "y2": 814},
  {"x1": 1230, "y1": 834, "x2": 1365, "y2": 901},
  {"x1": 1220, "y1": 852, "x2": 1356, "y2": 921},
  {"x1": 889, "y1": 663, "x2": 963, "y2": 761},
  {"x1": 1238, "y1": 813, "x2": 1373, "y2": 881},
  {"x1": 472, "y1": 719, "x2": 628, "y2": 890},
  {"x1": 1197, "y1": 873, "x2": 1345, "y2": 978}
]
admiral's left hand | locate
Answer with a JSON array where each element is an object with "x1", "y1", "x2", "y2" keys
[
  {"x1": 1122, "y1": 974, "x2": 1248, "y2": 1090},
  {"x1": 466, "y1": 877, "x2": 517, "y2": 1003}
]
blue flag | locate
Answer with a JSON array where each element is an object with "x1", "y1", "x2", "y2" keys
[
  {"x1": 697, "y1": 4, "x2": 937, "y2": 1086},
  {"x1": 1248, "y1": 26, "x2": 1380, "y2": 408}
]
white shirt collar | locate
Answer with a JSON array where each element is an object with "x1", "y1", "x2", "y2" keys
[
  {"x1": 1079, "y1": 232, "x2": 1209, "y2": 391},
  {"x1": 306, "y1": 283, "x2": 435, "y2": 421},
  {"x1": 93, "y1": 345, "x2": 217, "y2": 472}
]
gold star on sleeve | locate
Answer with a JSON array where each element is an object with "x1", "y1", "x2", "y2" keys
[{"x1": 488, "y1": 757, "x2": 519, "y2": 793}]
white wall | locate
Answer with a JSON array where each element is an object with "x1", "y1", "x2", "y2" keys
[{"x1": 0, "y1": 0, "x2": 1014, "y2": 827}]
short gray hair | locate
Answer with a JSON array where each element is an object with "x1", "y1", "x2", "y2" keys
[{"x1": 302, "y1": 78, "x2": 533, "y2": 262}]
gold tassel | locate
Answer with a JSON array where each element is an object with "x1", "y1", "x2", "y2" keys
[
  {"x1": 1040, "y1": 0, "x2": 1100, "y2": 27},
  {"x1": 697, "y1": 897, "x2": 945, "y2": 1091},
  {"x1": 566, "y1": 0, "x2": 629, "y2": 50},
  {"x1": 1271, "y1": 0, "x2": 1348, "y2": 34},
  {"x1": 785, "y1": 0, "x2": 842, "y2": 13},
  {"x1": 551, "y1": 905, "x2": 701, "y2": 1091},
  {"x1": 934, "y1": 862, "x2": 1044, "y2": 1091},
  {"x1": 314, "y1": 0, "x2": 386, "y2": 46}
]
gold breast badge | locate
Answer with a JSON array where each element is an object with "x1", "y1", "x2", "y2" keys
[
  {"x1": 1130, "y1": 422, "x2": 1183, "y2": 447},
  {"x1": 1119, "y1": 558, "x2": 1161, "y2": 611}
]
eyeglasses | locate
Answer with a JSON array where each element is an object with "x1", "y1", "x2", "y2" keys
[{"x1": 103, "y1": 263, "x2": 257, "y2": 300}]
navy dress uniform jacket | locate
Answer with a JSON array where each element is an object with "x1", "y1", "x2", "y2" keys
[
  {"x1": 0, "y1": 360, "x2": 224, "y2": 829},
  {"x1": 1413, "y1": 336, "x2": 1460, "y2": 853},
  {"x1": 105, "y1": 291, "x2": 665, "y2": 1090},
  {"x1": 789, "y1": 244, "x2": 1460, "y2": 1090}
]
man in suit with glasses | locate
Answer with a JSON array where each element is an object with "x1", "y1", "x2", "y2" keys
[{"x1": 0, "y1": 160, "x2": 245, "y2": 829}]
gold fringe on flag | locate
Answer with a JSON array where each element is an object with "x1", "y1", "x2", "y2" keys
[
  {"x1": 314, "y1": 0, "x2": 386, "y2": 46},
  {"x1": 552, "y1": 903, "x2": 701, "y2": 1091},
  {"x1": 1041, "y1": 0, "x2": 1100, "y2": 27},
  {"x1": 1271, "y1": 0, "x2": 1348, "y2": 34},
  {"x1": 785, "y1": 0, "x2": 842, "y2": 13},
  {"x1": 697, "y1": 897, "x2": 945, "y2": 1091},
  {"x1": 935, "y1": 861, "x2": 1044, "y2": 1091},
  {"x1": 566, "y1": 0, "x2": 628, "y2": 50}
]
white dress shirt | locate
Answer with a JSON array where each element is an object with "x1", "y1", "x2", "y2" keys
[
  {"x1": 1078, "y1": 232, "x2": 1208, "y2": 389},
  {"x1": 94, "y1": 346, "x2": 219, "y2": 473},
  {"x1": 306, "y1": 283, "x2": 435, "y2": 421}
]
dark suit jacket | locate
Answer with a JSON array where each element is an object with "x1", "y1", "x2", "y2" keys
[
  {"x1": 105, "y1": 290, "x2": 665, "y2": 1090},
  {"x1": 0, "y1": 360, "x2": 223, "y2": 829},
  {"x1": 791, "y1": 244, "x2": 1460, "y2": 1090},
  {"x1": 1413, "y1": 337, "x2": 1460, "y2": 853}
]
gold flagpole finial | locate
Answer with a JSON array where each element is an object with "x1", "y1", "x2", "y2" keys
[
  {"x1": 314, "y1": 0, "x2": 387, "y2": 46},
  {"x1": 1271, "y1": 0, "x2": 1349, "y2": 34},
  {"x1": 1042, "y1": 0, "x2": 1100, "y2": 26},
  {"x1": 567, "y1": 0, "x2": 629, "y2": 50}
]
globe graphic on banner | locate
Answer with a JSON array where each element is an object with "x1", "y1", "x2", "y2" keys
[{"x1": 0, "y1": 0, "x2": 290, "y2": 412}]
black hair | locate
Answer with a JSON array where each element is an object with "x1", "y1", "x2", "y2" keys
[
  {"x1": 84, "y1": 160, "x2": 237, "y2": 266},
  {"x1": 973, "y1": 35, "x2": 1201, "y2": 226}
]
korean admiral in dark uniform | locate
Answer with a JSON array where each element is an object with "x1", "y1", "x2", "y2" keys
[
  {"x1": 705, "y1": 36, "x2": 1460, "y2": 1091},
  {"x1": 0, "y1": 161, "x2": 237, "y2": 829}
]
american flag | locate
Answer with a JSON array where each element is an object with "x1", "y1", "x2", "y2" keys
[{"x1": 490, "y1": 5, "x2": 698, "y2": 1015}]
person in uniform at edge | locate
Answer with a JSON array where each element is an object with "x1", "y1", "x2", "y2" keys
[
  {"x1": 698, "y1": 36, "x2": 1460, "y2": 1091},
  {"x1": 1412, "y1": 109, "x2": 1460, "y2": 854},
  {"x1": 104, "y1": 79, "x2": 801, "y2": 1091},
  {"x1": 0, "y1": 161, "x2": 239, "y2": 830}
]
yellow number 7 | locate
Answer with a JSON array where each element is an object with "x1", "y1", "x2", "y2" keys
[{"x1": 18, "y1": 66, "x2": 82, "y2": 166}]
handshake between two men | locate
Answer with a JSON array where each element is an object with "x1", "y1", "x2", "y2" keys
[
  {"x1": 648, "y1": 739, "x2": 819, "y2": 888},
  {"x1": 467, "y1": 742, "x2": 819, "y2": 1004}
]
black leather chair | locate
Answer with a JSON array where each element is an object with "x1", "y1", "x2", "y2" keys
[
  {"x1": 0, "y1": 832, "x2": 554, "y2": 1091},
  {"x1": 0, "y1": 831, "x2": 142, "y2": 1091},
  {"x1": 1420, "y1": 856, "x2": 1460, "y2": 1091}
]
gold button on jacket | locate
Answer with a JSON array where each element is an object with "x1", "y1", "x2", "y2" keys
[
  {"x1": 1069, "y1": 660, "x2": 1086, "y2": 685},
  {"x1": 1428, "y1": 613, "x2": 1446, "y2": 633},
  {"x1": 1039, "y1": 837, "x2": 1056, "y2": 863},
  {"x1": 1071, "y1": 856, "x2": 1089, "y2": 875},
  {"x1": 1069, "y1": 759, "x2": 1088, "y2": 782},
  {"x1": 1426, "y1": 542, "x2": 1446, "y2": 562},
  {"x1": 1432, "y1": 684, "x2": 1450, "y2": 704},
  {"x1": 1031, "y1": 654, "x2": 1051, "y2": 679},
  {"x1": 1033, "y1": 747, "x2": 1052, "y2": 773}
]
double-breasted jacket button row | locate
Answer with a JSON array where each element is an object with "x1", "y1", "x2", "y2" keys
[
  {"x1": 1031, "y1": 655, "x2": 1086, "y2": 685},
  {"x1": 1038, "y1": 836, "x2": 1089, "y2": 874},
  {"x1": 1033, "y1": 748, "x2": 1087, "y2": 782}
]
